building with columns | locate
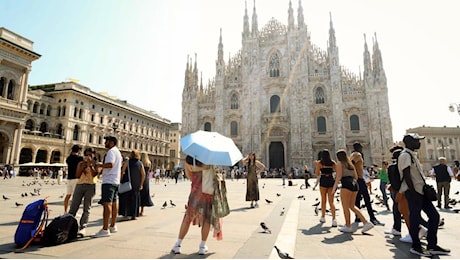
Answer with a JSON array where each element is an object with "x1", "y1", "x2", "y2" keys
[
  {"x1": 0, "y1": 27, "x2": 40, "y2": 170},
  {"x1": 405, "y1": 126, "x2": 460, "y2": 172},
  {"x1": 182, "y1": 1, "x2": 393, "y2": 169},
  {"x1": 21, "y1": 82, "x2": 173, "y2": 170}
]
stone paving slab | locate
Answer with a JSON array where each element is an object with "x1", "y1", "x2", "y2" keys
[{"x1": 0, "y1": 176, "x2": 459, "y2": 259}]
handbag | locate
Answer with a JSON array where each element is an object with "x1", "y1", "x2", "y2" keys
[
  {"x1": 212, "y1": 173, "x2": 230, "y2": 218},
  {"x1": 119, "y1": 161, "x2": 132, "y2": 194},
  {"x1": 423, "y1": 184, "x2": 437, "y2": 201}
]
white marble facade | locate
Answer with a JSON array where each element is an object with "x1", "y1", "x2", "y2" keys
[{"x1": 182, "y1": 1, "x2": 393, "y2": 169}]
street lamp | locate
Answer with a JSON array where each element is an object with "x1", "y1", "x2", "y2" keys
[{"x1": 449, "y1": 103, "x2": 460, "y2": 115}]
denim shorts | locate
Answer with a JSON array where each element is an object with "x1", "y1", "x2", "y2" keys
[{"x1": 100, "y1": 184, "x2": 119, "y2": 203}]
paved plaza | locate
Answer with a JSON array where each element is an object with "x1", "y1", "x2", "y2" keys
[{"x1": 0, "y1": 176, "x2": 459, "y2": 259}]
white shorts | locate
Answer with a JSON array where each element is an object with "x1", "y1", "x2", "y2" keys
[{"x1": 66, "y1": 179, "x2": 78, "y2": 194}]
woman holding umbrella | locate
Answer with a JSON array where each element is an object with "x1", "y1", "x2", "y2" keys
[
  {"x1": 171, "y1": 155, "x2": 222, "y2": 255},
  {"x1": 242, "y1": 152, "x2": 266, "y2": 208}
]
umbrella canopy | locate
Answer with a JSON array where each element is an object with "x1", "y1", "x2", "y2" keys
[{"x1": 180, "y1": 130, "x2": 243, "y2": 166}]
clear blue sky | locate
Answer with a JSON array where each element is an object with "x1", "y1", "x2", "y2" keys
[{"x1": 2, "y1": 0, "x2": 460, "y2": 141}]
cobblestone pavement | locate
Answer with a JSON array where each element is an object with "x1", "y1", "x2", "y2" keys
[{"x1": 0, "y1": 176, "x2": 459, "y2": 259}]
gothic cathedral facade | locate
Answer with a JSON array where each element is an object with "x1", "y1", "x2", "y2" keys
[{"x1": 182, "y1": 1, "x2": 393, "y2": 169}]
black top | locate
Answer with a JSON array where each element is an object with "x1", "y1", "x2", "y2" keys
[{"x1": 66, "y1": 154, "x2": 83, "y2": 179}]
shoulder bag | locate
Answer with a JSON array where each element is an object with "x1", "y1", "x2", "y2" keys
[{"x1": 119, "y1": 161, "x2": 132, "y2": 194}]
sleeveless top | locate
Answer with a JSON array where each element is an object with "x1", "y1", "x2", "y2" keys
[
  {"x1": 320, "y1": 167, "x2": 334, "y2": 176},
  {"x1": 77, "y1": 165, "x2": 97, "y2": 184},
  {"x1": 341, "y1": 165, "x2": 355, "y2": 178}
]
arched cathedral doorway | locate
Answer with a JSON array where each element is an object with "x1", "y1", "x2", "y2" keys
[{"x1": 269, "y1": 142, "x2": 284, "y2": 169}]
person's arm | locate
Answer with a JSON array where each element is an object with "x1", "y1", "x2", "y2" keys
[
  {"x1": 332, "y1": 162, "x2": 342, "y2": 191},
  {"x1": 241, "y1": 155, "x2": 249, "y2": 166},
  {"x1": 139, "y1": 163, "x2": 146, "y2": 190},
  {"x1": 315, "y1": 161, "x2": 321, "y2": 177},
  {"x1": 255, "y1": 160, "x2": 266, "y2": 174},
  {"x1": 120, "y1": 161, "x2": 128, "y2": 179},
  {"x1": 447, "y1": 166, "x2": 454, "y2": 178},
  {"x1": 76, "y1": 162, "x2": 84, "y2": 178}
]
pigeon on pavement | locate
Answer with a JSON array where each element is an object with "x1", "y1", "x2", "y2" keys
[
  {"x1": 260, "y1": 222, "x2": 271, "y2": 233},
  {"x1": 265, "y1": 199, "x2": 273, "y2": 204},
  {"x1": 274, "y1": 246, "x2": 294, "y2": 259}
]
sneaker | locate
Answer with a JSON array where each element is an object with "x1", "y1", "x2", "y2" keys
[
  {"x1": 319, "y1": 217, "x2": 326, "y2": 223},
  {"x1": 171, "y1": 244, "x2": 181, "y2": 254},
  {"x1": 198, "y1": 245, "x2": 208, "y2": 255},
  {"x1": 370, "y1": 219, "x2": 385, "y2": 226},
  {"x1": 351, "y1": 222, "x2": 359, "y2": 232},
  {"x1": 384, "y1": 228, "x2": 401, "y2": 236},
  {"x1": 92, "y1": 228, "x2": 110, "y2": 238},
  {"x1": 399, "y1": 234, "x2": 412, "y2": 243},
  {"x1": 254, "y1": 202, "x2": 259, "y2": 208},
  {"x1": 78, "y1": 227, "x2": 87, "y2": 236},
  {"x1": 427, "y1": 245, "x2": 451, "y2": 255},
  {"x1": 362, "y1": 221, "x2": 374, "y2": 233},
  {"x1": 418, "y1": 226, "x2": 428, "y2": 239},
  {"x1": 410, "y1": 247, "x2": 432, "y2": 257},
  {"x1": 338, "y1": 225, "x2": 354, "y2": 233},
  {"x1": 332, "y1": 219, "x2": 337, "y2": 227},
  {"x1": 109, "y1": 225, "x2": 118, "y2": 233}
]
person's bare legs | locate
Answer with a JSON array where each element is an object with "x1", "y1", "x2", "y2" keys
[
  {"x1": 320, "y1": 187, "x2": 328, "y2": 219},
  {"x1": 326, "y1": 188, "x2": 336, "y2": 220},
  {"x1": 341, "y1": 189, "x2": 352, "y2": 227},
  {"x1": 110, "y1": 202, "x2": 117, "y2": 227},
  {"x1": 349, "y1": 191, "x2": 368, "y2": 223},
  {"x1": 201, "y1": 221, "x2": 211, "y2": 241},
  {"x1": 64, "y1": 194, "x2": 72, "y2": 213},
  {"x1": 178, "y1": 218, "x2": 191, "y2": 240},
  {"x1": 102, "y1": 202, "x2": 111, "y2": 230}
]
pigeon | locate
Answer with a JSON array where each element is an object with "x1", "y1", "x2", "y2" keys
[
  {"x1": 3, "y1": 195, "x2": 10, "y2": 200},
  {"x1": 274, "y1": 246, "x2": 294, "y2": 259},
  {"x1": 276, "y1": 193, "x2": 281, "y2": 197},
  {"x1": 453, "y1": 209, "x2": 460, "y2": 213},
  {"x1": 30, "y1": 192, "x2": 37, "y2": 196},
  {"x1": 162, "y1": 201, "x2": 167, "y2": 209},
  {"x1": 170, "y1": 200, "x2": 176, "y2": 207},
  {"x1": 374, "y1": 188, "x2": 377, "y2": 191},
  {"x1": 297, "y1": 195, "x2": 304, "y2": 200},
  {"x1": 455, "y1": 190, "x2": 459, "y2": 195},
  {"x1": 299, "y1": 184, "x2": 305, "y2": 190},
  {"x1": 265, "y1": 199, "x2": 273, "y2": 204},
  {"x1": 262, "y1": 183, "x2": 265, "y2": 189},
  {"x1": 260, "y1": 222, "x2": 271, "y2": 233},
  {"x1": 21, "y1": 193, "x2": 25, "y2": 197},
  {"x1": 314, "y1": 206, "x2": 319, "y2": 216},
  {"x1": 15, "y1": 202, "x2": 23, "y2": 207},
  {"x1": 438, "y1": 218, "x2": 445, "y2": 227},
  {"x1": 315, "y1": 198, "x2": 319, "y2": 201},
  {"x1": 280, "y1": 207, "x2": 285, "y2": 216},
  {"x1": 312, "y1": 201, "x2": 320, "y2": 207}
]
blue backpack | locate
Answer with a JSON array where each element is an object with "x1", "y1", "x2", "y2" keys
[{"x1": 14, "y1": 199, "x2": 49, "y2": 250}]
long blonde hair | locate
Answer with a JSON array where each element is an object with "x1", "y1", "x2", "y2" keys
[
  {"x1": 141, "y1": 152, "x2": 151, "y2": 166},
  {"x1": 336, "y1": 149, "x2": 354, "y2": 170}
]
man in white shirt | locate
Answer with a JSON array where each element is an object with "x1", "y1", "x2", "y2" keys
[
  {"x1": 92, "y1": 136, "x2": 122, "y2": 238},
  {"x1": 399, "y1": 133, "x2": 450, "y2": 257}
]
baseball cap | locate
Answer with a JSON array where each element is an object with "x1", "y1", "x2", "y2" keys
[
  {"x1": 104, "y1": 136, "x2": 118, "y2": 145},
  {"x1": 403, "y1": 133, "x2": 425, "y2": 144}
]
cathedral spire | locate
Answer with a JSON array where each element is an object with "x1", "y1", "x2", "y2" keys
[
  {"x1": 217, "y1": 28, "x2": 224, "y2": 64},
  {"x1": 328, "y1": 12, "x2": 336, "y2": 49},
  {"x1": 372, "y1": 32, "x2": 386, "y2": 80},
  {"x1": 288, "y1": 0, "x2": 295, "y2": 32},
  {"x1": 184, "y1": 54, "x2": 190, "y2": 89},
  {"x1": 243, "y1": 0, "x2": 250, "y2": 38},
  {"x1": 251, "y1": 0, "x2": 258, "y2": 37},
  {"x1": 297, "y1": 0, "x2": 305, "y2": 29},
  {"x1": 363, "y1": 34, "x2": 372, "y2": 77},
  {"x1": 193, "y1": 53, "x2": 198, "y2": 89}
]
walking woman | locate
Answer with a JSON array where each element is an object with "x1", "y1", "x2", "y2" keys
[
  {"x1": 314, "y1": 149, "x2": 337, "y2": 227},
  {"x1": 119, "y1": 150, "x2": 146, "y2": 220},
  {"x1": 140, "y1": 153, "x2": 154, "y2": 216},
  {"x1": 333, "y1": 149, "x2": 374, "y2": 233},
  {"x1": 242, "y1": 152, "x2": 266, "y2": 208},
  {"x1": 171, "y1": 156, "x2": 221, "y2": 255}
]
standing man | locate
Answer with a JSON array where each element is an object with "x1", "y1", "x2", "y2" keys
[
  {"x1": 350, "y1": 142, "x2": 384, "y2": 227},
  {"x1": 92, "y1": 136, "x2": 123, "y2": 238},
  {"x1": 430, "y1": 157, "x2": 454, "y2": 209},
  {"x1": 65, "y1": 144, "x2": 83, "y2": 213},
  {"x1": 399, "y1": 133, "x2": 450, "y2": 256}
]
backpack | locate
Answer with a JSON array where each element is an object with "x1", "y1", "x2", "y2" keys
[
  {"x1": 42, "y1": 213, "x2": 79, "y2": 246},
  {"x1": 388, "y1": 151, "x2": 414, "y2": 192},
  {"x1": 14, "y1": 199, "x2": 49, "y2": 250}
]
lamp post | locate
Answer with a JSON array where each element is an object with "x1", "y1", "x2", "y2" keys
[{"x1": 448, "y1": 103, "x2": 460, "y2": 115}]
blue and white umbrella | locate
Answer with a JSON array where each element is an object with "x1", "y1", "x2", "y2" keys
[{"x1": 180, "y1": 130, "x2": 243, "y2": 166}]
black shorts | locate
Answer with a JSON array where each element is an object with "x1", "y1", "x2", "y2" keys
[
  {"x1": 320, "y1": 175, "x2": 334, "y2": 188},
  {"x1": 341, "y1": 176, "x2": 358, "y2": 192}
]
